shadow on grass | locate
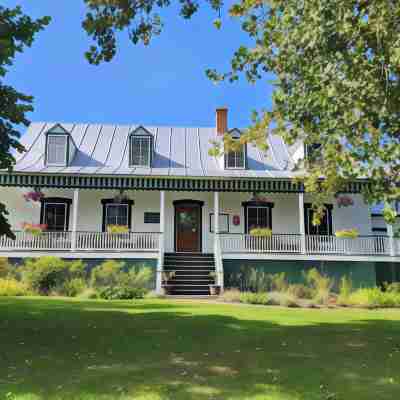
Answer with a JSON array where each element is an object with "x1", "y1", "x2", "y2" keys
[{"x1": 0, "y1": 298, "x2": 399, "y2": 400}]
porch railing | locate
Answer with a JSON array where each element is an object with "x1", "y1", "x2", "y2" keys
[
  {"x1": 76, "y1": 231, "x2": 160, "y2": 251},
  {"x1": 220, "y1": 233, "x2": 394, "y2": 256},
  {"x1": 0, "y1": 231, "x2": 160, "y2": 252},
  {"x1": 219, "y1": 234, "x2": 302, "y2": 253},
  {"x1": 0, "y1": 231, "x2": 72, "y2": 251},
  {"x1": 306, "y1": 235, "x2": 389, "y2": 255}
]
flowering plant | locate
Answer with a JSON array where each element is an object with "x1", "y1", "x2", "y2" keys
[
  {"x1": 336, "y1": 195, "x2": 354, "y2": 208},
  {"x1": 107, "y1": 225, "x2": 129, "y2": 234},
  {"x1": 23, "y1": 189, "x2": 44, "y2": 203},
  {"x1": 335, "y1": 228, "x2": 359, "y2": 239},
  {"x1": 21, "y1": 223, "x2": 47, "y2": 236},
  {"x1": 249, "y1": 227, "x2": 273, "y2": 237},
  {"x1": 250, "y1": 194, "x2": 271, "y2": 203}
]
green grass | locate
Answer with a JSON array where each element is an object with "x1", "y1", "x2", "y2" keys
[{"x1": 1, "y1": 298, "x2": 400, "y2": 400}]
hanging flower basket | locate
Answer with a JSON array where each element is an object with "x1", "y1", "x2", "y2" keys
[
  {"x1": 336, "y1": 195, "x2": 354, "y2": 208},
  {"x1": 107, "y1": 225, "x2": 129, "y2": 234},
  {"x1": 335, "y1": 228, "x2": 359, "y2": 239},
  {"x1": 21, "y1": 223, "x2": 47, "y2": 236},
  {"x1": 249, "y1": 227, "x2": 273, "y2": 237},
  {"x1": 23, "y1": 189, "x2": 44, "y2": 203}
]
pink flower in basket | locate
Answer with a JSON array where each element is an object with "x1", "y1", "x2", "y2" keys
[
  {"x1": 21, "y1": 223, "x2": 47, "y2": 236},
  {"x1": 336, "y1": 195, "x2": 354, "y2": 208},
  {"x1": 23, "y1": 190, "x2": 44, "y2": 203}
]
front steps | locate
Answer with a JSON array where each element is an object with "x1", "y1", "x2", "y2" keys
[{"x1": 162, "y1": 253, "x2": 216, "y2": 296}]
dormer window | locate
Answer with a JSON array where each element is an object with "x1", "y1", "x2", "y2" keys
[
  {"x1": 45, "y1": 124, "x2": 76, "y2": 167},
  {"x1": 129, "y1": 127, "x2": 153, "y2": 167},
  {"x1": 47, "y1": 135, "x2": 67, "y2": 166},
  {"x1": 224, "y1": 128, "x2": 246, "y2": 169}
]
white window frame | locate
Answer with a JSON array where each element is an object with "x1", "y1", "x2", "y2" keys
[
  {"x1": 130, "y1": 135, "x2": 152, "y2": 167},
  {"x1": 105, "y1": 203, "x2": 130, "y2": 228},
  {"x1": 225, "y1": 143, "x2": 245, "y2": 169},
  {"x1": 46, "y1": 134, "x2": 68, "y2": 166},
  {"x1": 44, "y1": 202, "x2": 68, "y2": 231},
  {"x1": 210, "y1": 213, "x2": 229, "y2": 233}
]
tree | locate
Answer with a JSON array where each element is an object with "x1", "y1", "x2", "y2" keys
[
  {"x1": 0, "y1": 6, "x2": 50, "y2": 237},
  {"x1": 82, "y1": 0, "x2": 400, "y2": 223}
]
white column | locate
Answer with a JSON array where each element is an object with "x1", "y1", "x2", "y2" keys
[
  {"x1": 298, "y1": 192, "x2": 306, "y2": 254},
  {"x1": 71, "y1": 189, "x2": 79, "y2": 251},
  {"x1": 387, "y1": 223, "x2": 395, "y2": 257},
  {"x1": 214, "y1": 191, "x2": 220, "y2": 235},
  {"x1": 156, "y1": 191, "x2": 165, "y2": 294},
  {"x1": 214, "y1": 191, "x2": 223, "y2": 290}
]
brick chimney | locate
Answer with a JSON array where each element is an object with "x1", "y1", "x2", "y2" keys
[{"x1": 216, "y1": 107, "x2": 228, "y2": 135}]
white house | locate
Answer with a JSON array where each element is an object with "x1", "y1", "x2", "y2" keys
[{"x1": 0, "y1": 108, "x2": 399, "y2": 294}]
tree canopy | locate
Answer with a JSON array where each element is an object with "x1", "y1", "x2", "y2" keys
[
  {"x1": 82, "y1": 0, "x2": 400, "y2": 222},
  {"x1": 0, "y1": 5, "x2": 50, "y2": 237}
]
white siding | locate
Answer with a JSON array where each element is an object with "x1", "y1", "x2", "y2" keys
[{"x1": 1, "y1": 188, "x2": 373, "y2": 252}]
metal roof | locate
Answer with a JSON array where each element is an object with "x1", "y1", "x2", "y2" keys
[{"x1": 13, "y1": 122, "x2": 304, "y2": 179}]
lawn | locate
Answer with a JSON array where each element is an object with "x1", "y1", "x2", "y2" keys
[{"x1": 0, "y1": 299, "x2": 400, "y2": 400}]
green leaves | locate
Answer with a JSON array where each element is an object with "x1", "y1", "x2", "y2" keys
[{"x1": 0, "y1": 6, "x2": 50, "y2": 238}]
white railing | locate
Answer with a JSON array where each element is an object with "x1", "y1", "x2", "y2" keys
[
  {"x1": 0, "y1": 231, "x2": 160, "y2": 252},
  {"x1": 393, "y1": 238, "x2": 400, "y2": 256},
  {"x1": 306, "y1": 235, "x2": 389, "y2": 255},
  {"x1": 76, "y1": 231, "x2": 160, "y2": 251},
  {"x1": 220, "y1": 234, "x2": 392, "y2": 256},
  {"x1": 220, "y1": 234, "x2": 302, "y2": 253},
  {"x1": 0, "y1": 231, "x2": 72, "y2": 251}
]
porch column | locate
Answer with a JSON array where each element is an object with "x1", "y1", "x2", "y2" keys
[
  {"x1": 156, "y1": 191, "x2": 165, "y2": 294},
  {"x1": 387, "y1": 222, "x2": 395, "y2": 257},
  {"x1": 214, "y1": 191, "x2": 223, "y2": 290},
  {"x1": 298, "y1": 192, "x2": 306, "y2": 254},
  {"x1": 71, "y1": 189, "x2": 79, "y2": 252}
]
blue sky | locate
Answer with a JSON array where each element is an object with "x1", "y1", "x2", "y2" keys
[{"x1": 4, "y1": 1, "x2": 273, "y2": 129}]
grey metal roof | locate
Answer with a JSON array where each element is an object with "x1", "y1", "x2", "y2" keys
[{"x1": 13, "y1": 122, "x2": 303, "y2": 179}]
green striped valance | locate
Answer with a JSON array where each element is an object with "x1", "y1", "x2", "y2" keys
[{"x1": 0, "y1": 173, "x2": 367, "y2": 193}]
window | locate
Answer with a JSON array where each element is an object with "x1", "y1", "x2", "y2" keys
[
  {"x1": 130, "y1": 136, "x2": 152, "y2": 167},
  {"x1": 40, "y1": 198, "x2": 71, "y2": 231},
  {"x1": 101, "y1": 199, "x2": 134, "y2": 231},
  {"x1": 210, "y1": 213, "x2": 229, "y2": 233},
  {"x1": 144, "y1": 212, "x2": 160, "y2": 224},
  {"x1": 242, "y1": 201, "x2": 274, "y2": 233},
  {"x1": 225, "y1": 147, "x2": 245, "y2": 169},
  {"x1": 47, "y1": 135, "x2": 68, "y2": 165},
  {"x1": 304, "y1": 204, "x2": 333, "y2": 235}
]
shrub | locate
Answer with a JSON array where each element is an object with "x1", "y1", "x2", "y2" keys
[
  {"x1": 77, "y1": 288, "x2": 99, "y2": 299},
  {"x1": 0, "y1": 258, "x2": 13, "y2": 278},
  {"x1": 22, "y1": 257, "x2": 88, "y2": 295},
  {"x1": 337, "y1": 275, "x2": 353, "y2": 306},
  {"x1": 220, "y1": 288, "x2": 241, "y2": 302},
  {"x1": 269, "y1": 272, "x2": 288, "y2": 292},
  {"x1": 348, "y1": 288, "x2": 400, "y2": 308},
  {"x1": 303, "y1": 268, "x2": 334, "y2": 305},
  {"x1": 99, "y1": 286, "x2": 146, "y2": 300},
  {"x1": 90, "y1": 260, "x2": 125, "y2": 288},
  {"x1": 239, "y1": 291, "x2": 269, "y2": 305},
  {"x1": 267, "y1": 291, "x2": 299, "y2": 307},
  {"x1": 58, "y1": 278, "x2": 87, "y2": 297},
  {"x1": 287, "y1": 284, "x2": 313, "y2": 299},
  {"x1": 0, "y1": 278, "x2": 30, "y2": 297},
  {"x1": 384, "y1": 282, "x2": 400, "y2": 293},
  {"x1": 22, "y1": 257, "x2": 70, "y2": 295},
  {"x1": 119, "y1": 266, "x2": 153, "y2": 290}
]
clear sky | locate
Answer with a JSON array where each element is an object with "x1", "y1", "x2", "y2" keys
[{"x1": 4, "y1": 1, "x2": 273, "y2": 130}]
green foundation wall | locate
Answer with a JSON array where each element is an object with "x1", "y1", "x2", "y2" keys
[{"x1": 223, "y1": 259, "x2": 379, "y2": 290}]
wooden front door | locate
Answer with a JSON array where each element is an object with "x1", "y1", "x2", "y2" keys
[{"x1": 175, "y1": 202, "x2": 202, "y2": 252}]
